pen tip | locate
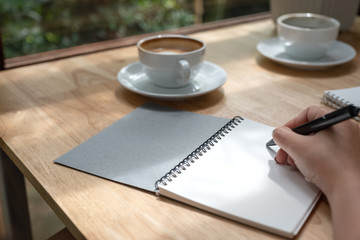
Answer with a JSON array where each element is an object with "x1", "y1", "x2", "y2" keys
[{"x1": 266, "y1": 139, "x2": 276, "y2": 147}]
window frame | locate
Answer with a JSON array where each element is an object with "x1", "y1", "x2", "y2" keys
[
  {"x1": 0, "y1": 12, "x2": 270, "y2": 70},
  {"x1": 0, "y1": 30, "x2": 4, "y2": 70}
]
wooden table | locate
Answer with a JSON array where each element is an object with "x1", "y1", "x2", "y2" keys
[{"x1": 1, "y1": 17, "x2": 360, "y2": 240}]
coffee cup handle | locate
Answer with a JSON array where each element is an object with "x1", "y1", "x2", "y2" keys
[{"x1": 177, "y1": 59, "x2": 191, "y2": 85}]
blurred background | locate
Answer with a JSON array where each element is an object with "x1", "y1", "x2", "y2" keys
[{"x1": 0, "y1": 0, "x2": 269, "y2": 59}]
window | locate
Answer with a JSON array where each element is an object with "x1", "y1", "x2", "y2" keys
[{"x1": 0, "y1": 0, "x2": 269, "y2": 69}]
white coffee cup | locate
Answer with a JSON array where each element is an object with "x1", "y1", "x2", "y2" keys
[
  {"x1": 277, "y1": 13, "x2": 340, "y2": 60},
  {"x1": 137, "y1": 34, "x2": 206, "y2": 88},
  {"x1": 270, "y1": 0, "x2": 359, "y2": 31}
]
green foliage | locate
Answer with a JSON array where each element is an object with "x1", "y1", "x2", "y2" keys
[
  {"x1": 0, "y1": 0, "x2": 268, "y2": 58},
  {"x1": 0, "y1": 0, "x2": 195, "y2": 58}
]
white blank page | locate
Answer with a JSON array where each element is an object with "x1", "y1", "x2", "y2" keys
[{"x1": 158, "y1": 118, "x2": 320, "y2": 238}]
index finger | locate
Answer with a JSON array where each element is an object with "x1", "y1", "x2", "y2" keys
[{"x1": 284, "y1": 106, "x2": 331, "y2": 129}]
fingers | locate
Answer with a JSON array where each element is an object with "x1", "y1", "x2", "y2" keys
[
  {"x1": 272, "y1": 126, "x2": 309, "y2": 165},
  {"x1": 272, "y1": 126, "x2": 296, "y2": 149},
  {"x1": 274, "y1": 148, "x2": 287, "y2": 164},
  {"x1": 275, "y1": 148, "x2": 296, "y2": 166},
  {"x1": 273, "y1": 126, "x2": 296, "y2": 165},
  {"x1": 274, "y1": 106, "x2": 331, "y2": 167}
]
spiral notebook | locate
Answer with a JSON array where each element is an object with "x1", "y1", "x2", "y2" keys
[
  {"x1": 322, "y1": 86, "x2": 360, "y2": 121},
  {"x1": 55, "y1": 103, "x2": 320, "y2": 238}
]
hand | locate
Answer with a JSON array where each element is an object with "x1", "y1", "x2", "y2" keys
[{"x1": 272, "y1": 106, "x2": 360, "y2": 197}]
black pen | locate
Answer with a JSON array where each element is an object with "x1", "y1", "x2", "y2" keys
[{"x1": 266, "y1": 105, "x2": 360, "y2": 147}]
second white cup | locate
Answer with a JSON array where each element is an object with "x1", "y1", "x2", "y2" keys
[
  {"x1": 137, "y1": 34, "x2": 206, "y2": 88},
  {"x1": 277, "y1": 13, "x2": 340, "y2": 60}
]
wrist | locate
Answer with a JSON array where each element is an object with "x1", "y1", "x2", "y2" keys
[
  {"x1": 326, "y1": 173, "x2": 360, "y2": 240},
  {"x1": 326, "y1": 171, "x2": 360, "y2": 205}
]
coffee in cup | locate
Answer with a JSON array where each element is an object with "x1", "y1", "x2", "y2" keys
[
  {"x1": 137, "y1": 34, "x2": 206, "y2": 88},
  {"x1": 277, "y1": 13, "x2": 340, "y2": 60}
]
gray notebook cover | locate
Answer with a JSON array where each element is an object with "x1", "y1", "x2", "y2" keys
[{"x1": 54, "y1": 103, "x2": 229, "y2": 192}]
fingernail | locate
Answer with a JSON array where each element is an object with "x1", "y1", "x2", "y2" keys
[
  {"x1": 272, "y1": 129, "x2": 279, "y2": 145},
  {"x1": 275, "y1": 156, "x2": 285, "y2": 165}
]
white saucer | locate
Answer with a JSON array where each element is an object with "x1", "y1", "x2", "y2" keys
[
  {"x1": 257, "y1": 37, "x2": 356, "y2": 70},
  {"x1": 117, "y1": 61, "x2": 227, "y2": 100}
]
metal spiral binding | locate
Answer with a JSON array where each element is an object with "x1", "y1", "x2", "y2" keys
[
  {"x1": 155, "y1": 116, "x2": 243, "y2": 192},
  {"x1": 322, "y1": 92, "x2": 349, "y2": 108}
]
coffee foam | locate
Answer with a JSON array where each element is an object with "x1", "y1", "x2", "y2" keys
[
  {"x1": 140, "y1": 37, "x2": 203, "y2": 54},
  {"x1": 283, "y1": 17, "x2": 336, "y2": 29}
]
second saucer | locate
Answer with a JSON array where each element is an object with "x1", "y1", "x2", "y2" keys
[{"x1": 257, "y1": 37, "x2": 356, "y2": 70}]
